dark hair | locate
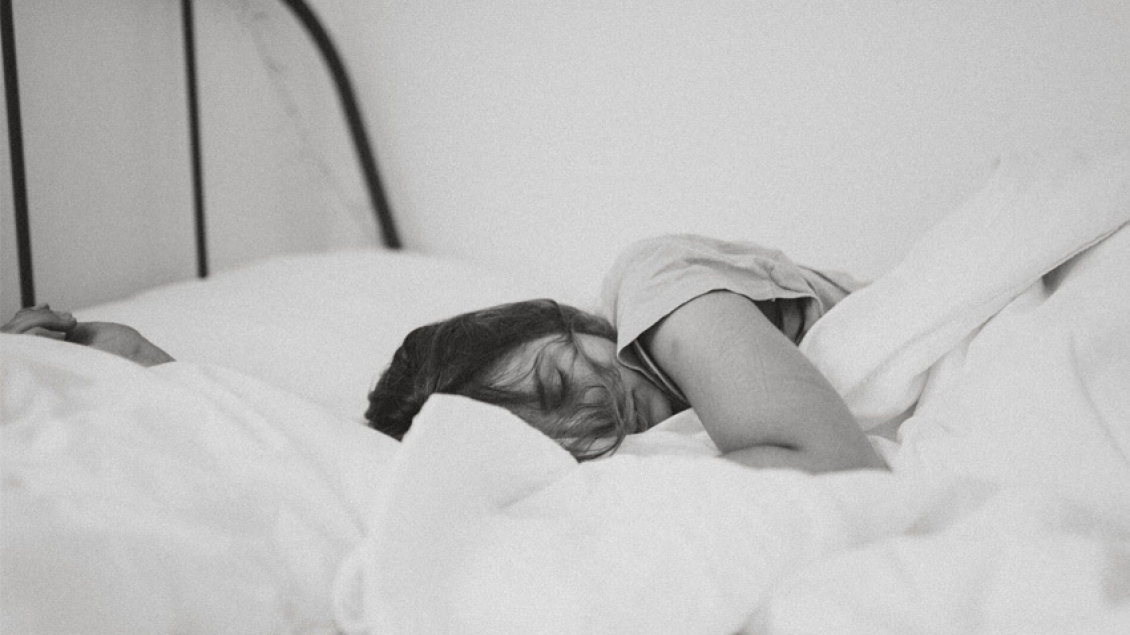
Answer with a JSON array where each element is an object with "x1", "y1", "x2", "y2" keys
[{"x1": 366, "y1": 299, "x2": 639, "y2": 460}]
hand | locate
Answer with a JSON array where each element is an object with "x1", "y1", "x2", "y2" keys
[
  {"x1": 2, "y1": 304, "x2": 173, "y2": 367},
  {"x1": 68, "y1": 321, "x2": 175, "y2": 367},
  {"x1": 0, "y1": 304, "x2": 77, "y2": 340}
]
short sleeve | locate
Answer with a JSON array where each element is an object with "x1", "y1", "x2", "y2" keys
[{"x1": 599, "y1": 234, "x2": 846, "y2": 364}]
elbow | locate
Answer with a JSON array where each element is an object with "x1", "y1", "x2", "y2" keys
[
  {"x1": 721, "y1": 439, "x2": 887, "y2": 473},
  {"x1": 796, "y1": 434, "x2": 889, "y2": 473},
  {"x1": 825, "y1": 445, "x2": 888, "y2": 472}
]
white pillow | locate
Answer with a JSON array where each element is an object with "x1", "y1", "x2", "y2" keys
[{"x1": 77, "y1": 249, "x2": 554, "y2": 422}]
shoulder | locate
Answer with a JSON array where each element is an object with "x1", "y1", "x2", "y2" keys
[
  {"x1": 609, "y1": 234, "x2": 784, "y2": 270},
  {"x1": 597, "y1": 234, "x2": 786, "y2": 350},
  {"x1": 600, "y1": 234, "x2": 789, "y2": 308},
  {"x1": 601, "y1": 234, "x2": 782, "y2": 296}
]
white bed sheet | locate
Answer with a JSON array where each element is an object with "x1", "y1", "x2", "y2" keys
[
  {"x1": 6, "y1": 250, "x2": 557, "y2": 632},
  {"x1": 1, "y1": 335, "x2": 397, "y2": 633}
]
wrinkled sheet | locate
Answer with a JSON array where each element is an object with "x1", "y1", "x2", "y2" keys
[
  {"x1": 1, "y1": 336, "x2": 398, "y2": 634},
  {"x1": 803, "y1": 148, "x2": 1130, "y2": 519},
  {"x1": 333, "y1": 150, "x2": 1130, "y2": 634}
]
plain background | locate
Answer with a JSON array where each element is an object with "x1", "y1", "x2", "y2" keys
[{"x1": 3, "y1": 0, "x2": 1129, "y2": 318}]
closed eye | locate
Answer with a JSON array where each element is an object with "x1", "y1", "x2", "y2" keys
[{"x1": 532, "y1": 363, "x2": 569, "y2": 411}]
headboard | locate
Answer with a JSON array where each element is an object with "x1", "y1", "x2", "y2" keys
[{"x1": 1, "y1": 0, "x2": 400, "y2": 309}]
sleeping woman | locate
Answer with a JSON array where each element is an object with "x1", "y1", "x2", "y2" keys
[
  {"x1": 3, "y1": 234, "x2": 883, "y2": 473},
  {"x1": 367, "y1": 234, "x2": 885, "y2": 473}
]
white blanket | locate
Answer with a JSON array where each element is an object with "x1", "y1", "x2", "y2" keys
[
  {"x1": 802, "y1": 148, "x2": 1130, "y2": 520},
  {"x1": 333, "y1": 149, "x2": 1130, "y2": 634},
  {"x1": 1, "y1": 337, "x2": 398, "y2": 633}
]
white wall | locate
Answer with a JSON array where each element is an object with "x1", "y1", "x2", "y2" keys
[
  {"x1": 194, "y1": 0, "x2": 376, "y2": 272},
  {"x1": 323, "y1": 0, "x2": 1130, "y2": 300},
  {"x1": 4, "y1": 1, "x2": 1130, "y2": 318}
]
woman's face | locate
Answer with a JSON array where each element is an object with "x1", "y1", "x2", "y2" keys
[{"x1": 498, "y1": 333, "x2": 674, "y2": 434}]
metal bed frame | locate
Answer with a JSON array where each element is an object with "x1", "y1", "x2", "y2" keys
[{"x1": 1, "y1": 0, "x2": 401, "y2": 308}]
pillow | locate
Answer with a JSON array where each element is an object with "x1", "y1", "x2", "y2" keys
[{"x1": 76, "y1": 249, "x2": 553, "y2": 422}]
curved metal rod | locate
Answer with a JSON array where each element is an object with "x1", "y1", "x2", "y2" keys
[{"x1": 277, "y1": 0, "x2": 402, "y2": 249}]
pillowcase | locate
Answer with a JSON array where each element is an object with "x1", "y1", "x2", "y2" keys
[{"x1": 76, "y1": 249, "x2": 553, "y2": 422}]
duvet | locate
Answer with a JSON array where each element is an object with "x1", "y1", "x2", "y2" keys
[{"x1": 4, "y1": 149, "x2": 1130, "y2": 634}]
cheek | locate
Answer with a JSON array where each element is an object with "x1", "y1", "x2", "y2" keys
[
  {"x1": 648, "y1": 389, "x2": 674, "y2": 424},
  {"x1": 614, "y1": 371, "x2": 648, "y2": 422}
]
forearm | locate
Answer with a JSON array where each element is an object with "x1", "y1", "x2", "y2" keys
[{"x1": 704, "y1": 369, "x2": 886, "y2": 471}]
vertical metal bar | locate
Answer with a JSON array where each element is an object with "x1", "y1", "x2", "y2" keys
[
  {"x1": 2, "y1": 0, "x2": 34, "y2": 306},
  {"x1": 182, "y1": 0, "x2": 208, "y2": 277}
]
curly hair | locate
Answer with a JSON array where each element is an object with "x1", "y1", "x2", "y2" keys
[{"x1": 365, "y1": 299, "x2": 641, "y2": 460}]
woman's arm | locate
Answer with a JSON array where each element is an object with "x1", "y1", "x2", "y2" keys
[{"x1": 642, "y1": 291, "x2": 885, "y2": 472}]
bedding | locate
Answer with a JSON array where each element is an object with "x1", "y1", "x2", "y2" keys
[
  {"x1": 71, "y1": 250, "x2": 557, "y2": 422},
  {"x1": 4, "y1": 149, "x2": 1130, "y2": 633},
  {"x1": 802, "y1": 148, "x2": 1130, "y2": 521},
  {"x1": 4, "y1": 251, "x2": 554, "y2": 632},
  {"x1": 1, "y1": 335, "x2": 397, "y2": 633},
  {"x1": 331, "y1": 148, "x2": 1130, "y2": 633}
]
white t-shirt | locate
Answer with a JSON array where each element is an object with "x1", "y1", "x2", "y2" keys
[{"x1": 599, "y1": 234, "x2": 862, "y2": 408}]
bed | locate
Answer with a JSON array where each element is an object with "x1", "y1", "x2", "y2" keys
[{"x1": 4, "y1": 2, "x2": 1130, "y2": 634}]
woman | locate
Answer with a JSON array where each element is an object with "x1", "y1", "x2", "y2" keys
[
  {"x1": 368, "y1": 234, "x2": 885, "y2": 472},
  {"x1": 4, "y1": 235, "x2": 882, "y2": 472}
]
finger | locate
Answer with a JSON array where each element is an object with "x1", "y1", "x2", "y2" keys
[
  {"x1": 1, "y1": 306, "x2": 77, "y2": 335},
  {"x1": 37, "y1": 309, "x2": 77, "y2": 332},
  {"x1": 10, "y1": 304, "x2": 46, "y2": 319},
  {"x1": 26, "y1": 326, "x2": 68, "y2": 340}
]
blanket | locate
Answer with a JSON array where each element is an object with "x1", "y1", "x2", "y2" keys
[
  {"x1": 333, "y1": 149, "x2": 1130, "y2": 634},
  {"x1": 802, "y1": 148, "x2": 1130, "y2": 520},
  {"x1": 1, "y1": 337, "x2": 399, "y2": 633}
]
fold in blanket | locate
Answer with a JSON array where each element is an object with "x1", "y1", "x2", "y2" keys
[
  {"x1": 800, "y1": 148, "x2": 1130, "y2": 431},
  {"x1": 1, "y1": 336, "x2": 397, "y2": 633},
  {"x1": 802, "y1": 147, "x2": 1130, "y2": 520}
]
